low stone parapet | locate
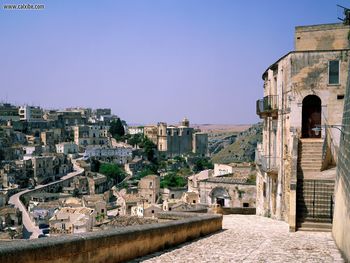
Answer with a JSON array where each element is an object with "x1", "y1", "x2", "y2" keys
[{"x1": 0, "y1": 212, "x2": 222, "y2": 263}]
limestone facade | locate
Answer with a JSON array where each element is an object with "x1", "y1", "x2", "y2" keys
[
  {"x1": 138, "y1": 175, "x2": 160, "y2": 204},
  {"x1": 198, "y1": 175, "x2": 256, "y2": 208},
  {"x1": 256, "y1": 22, "x2": 350, "y2": 230},
  {"x1": 144, "y1": 118, "x2": 208, "y2": 157},
  {"x1": 73, "y1": 125, "x2": 109, "y2": 148}
]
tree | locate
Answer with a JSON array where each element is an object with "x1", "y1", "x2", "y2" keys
[
  {"x1": 160, "y1": 172, "x2": 187, "y2": 188},
  {"x1": 193, "y1": 158, "x2": 214, "y2": 173},
  {"x1": 99, "y1": 163, "x2": 126, "y2": 184},
  {"x1": 109, "y1": 118, "x2": 125, "y2": 139},
  {"x1": 128, "y1": 133, "x2": 143, "y2": 147},
  {"x1": 140, "y1": 136, "x2": 157, "y2": 163}
]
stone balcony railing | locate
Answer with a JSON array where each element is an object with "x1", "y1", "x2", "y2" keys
[
  {"x1": 256, "y1": 95, "x2": 278, "y2": 118},
  {"x1": 255, "y1": 145, "x2": 279, "y2": 174},
  {"x1": 0, "y1": 212, "x2": 222, "y2": 263}
]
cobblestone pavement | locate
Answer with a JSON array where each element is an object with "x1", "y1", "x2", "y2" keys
[{"x1": 132, "y1": 215, "x2": 344, "y2": 263}]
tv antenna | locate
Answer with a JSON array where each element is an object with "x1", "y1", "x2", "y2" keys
[{"x1": 337, "y1": 4, "x2": 350, "y2": 25}]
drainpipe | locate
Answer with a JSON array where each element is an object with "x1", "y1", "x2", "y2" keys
[{"x1": 276, "y1": 68, "x2": 284, "y2": 220}]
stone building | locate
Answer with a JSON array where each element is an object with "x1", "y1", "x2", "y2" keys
[
  {"x1": 74, "y1": 125, "x2": 109, "y2": 149},
  {"x1": 19, "y1": 105, "x2": 43, "y2": 122},
  {"x1": 0, "y1": 159, "x2": 32, "y2": 188},
  {"x1": 57, "y1": 110, "x2": 85, "y2": 127},
  {"x1": 144, "y1": 118, "x2": 208, "y2": 157},
  {"x1": 143, "y1": 125, "x2": 158, "y2": 145},
  {"x1": 198, "y1": 174, "x2": 256, "y2": 208},
  {"x1": 86, "y1": 172, "x2": 110, "y2": 194},
  {"x1": 56, "y1": 142, "x2": 78, "y2": 155},
  {"x1": 124, "y1": 157, "x2": 144, "y2": 176},
  {"x1": 192, "y1": 132, "x2": 208, "y2": 156},
  {"x1": 255, "y1": 22, "x2": 349, "y2": 231},
  {"x1": 95, "y1": 108, "x2": 111, "y2": 118},
  {"x1": 138, "y1": 175, "x2": 160, "y2": 204},
  {"x1": 40, "y1": 130, "x2": 55, "y2": 148},
  {"x1": 49, "y1": 207, "x2": 95, "y2": 235},
  {"x1": 127, "y1": 126, "x2": 144, "y2": 135},
  {"x1": 31, "y1": 156, "x2": 54, "y2": 184},
  {"x1": 0, "y1": 206, "x2": 22, "y2": 230},
  {"x1": 83, "y1": 145, "x2": 133, "y2": 164},
  {"x1": 31, "y1": 154, "x2": 72, "y2": 184},
  {"x1": 188, "y1": 169, "x2": 213, "y2": 193},
  {"x1": 160, "y1": 187, "x2": 187, "y2": 201},
  {"x1": 0, "y1": 103, "x2": 19, "y2": 122}
]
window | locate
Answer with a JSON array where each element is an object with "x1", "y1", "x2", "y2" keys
[
  {"x1": 329, "y1": 60, "x2": 340, "y2": 84},
  {"x1": 263, "y1": 182, "x2": 266, "y2": 197}
]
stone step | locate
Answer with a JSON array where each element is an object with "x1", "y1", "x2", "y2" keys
[
  {"x1": 299, "y1": 220, "x2": 332, "y2": 226},
  {"x1": 299, "y1": 145, "x2": 323, "y2": 149},
  {"x1": 297, "y1": 227, "x2": 332, "y2": 232},
  {"x1": 299, "y1": 170, "x2": 321, "y2": 175},
  {"x1": 296, "y1": 203, "x2": 333, "y2": 208},
  {"x1": 297, "y1": 190, "x2": 334, "y2": 195},
  {"x1": 300, "y1": 168, "x2": 321, "y2": 172},
  {"x1": 300, "y1": 143, "x2": 323, "y2": 147},
  {"x1": 297, "y1": 217, "x2": 333, "y2": 224},
  {"x1": 298, "y1": 152, "x2": 323, "y2": 157},
  {"x1": 298, "y1": 164, "x2": 322, "y2": 168},
  {"x1": 299, "y1": 146, "x2": 323, "y2": 150},
  {"x1": 299, "y1": 154, "x2": 323, "y2": 158},
  {"x1": 298, "y1": 163, "x2": 322, "y2": 170},
  {"x1": 297, "y1": 186, "x2": 335, "y2": 191},
  {"x1": 297, "y1": 182, "x2": 335, "y2": 186},
  {"x1": 299, "y1": 160, "x2": 323, "y2": 164},
  {"x1": 298, "y1": 153, "x2": 323, "y2": 158},
  {"x1": 297, "y1": 193, "x2": 334, "y2": 199}
]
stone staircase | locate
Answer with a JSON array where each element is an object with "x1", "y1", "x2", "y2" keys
[
  {"x1": 296, "y1": 139, "x2": 334, "y2": 232},
  {"x1": 297, "y1": 139, "x2": 323, "y2": 177}
]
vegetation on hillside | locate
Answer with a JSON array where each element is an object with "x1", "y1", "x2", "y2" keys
[
  {"x1": 211, "y1": 123, "x2": 262, "y2": 164},
  {"x1": 109, "y1": 118, "x2": 125, "y2": 139},
  {"x1": 99, "y1": 163, "x2": 126, "y2": 184},
  {"x1": 160, "y1": 172, "x2": 187, "y2": 188}
]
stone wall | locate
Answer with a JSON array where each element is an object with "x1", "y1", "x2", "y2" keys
[
  {"x1": 0, "y1": 212, "x2": 222, "y2": 263},
  {"x1": 295, "y1": 23, "x2": 350, "y2": 51},
  {"x1": 333, "y1": 59, "x2": 350, "y2": 262}
]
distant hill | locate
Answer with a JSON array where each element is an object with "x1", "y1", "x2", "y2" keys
[{"x1": 210, "y1": 123, "x2": 262, "y2": 164}]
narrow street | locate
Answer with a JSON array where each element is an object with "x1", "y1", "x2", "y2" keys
[{"x1": 135, "y1": 215, "x2": 344, "y2": 263}]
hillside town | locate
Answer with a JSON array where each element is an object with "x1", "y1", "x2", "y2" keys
[
  {"x1": 0, "y1": 106, "x2": 257, "y2": 239},
  {"x1": 1, "y1": 2, "x2": 350, "y2": 263}
]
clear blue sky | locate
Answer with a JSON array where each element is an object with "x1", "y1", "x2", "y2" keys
[{"x1": 1, "y1": 0, "x2": 348, "y2": 124}]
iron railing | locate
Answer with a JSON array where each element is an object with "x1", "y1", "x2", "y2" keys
[
  {"x1": 256, "y1": 95, "x2": 278, "y2": 117},
  {"x1": 296, "y1": 180, "x2": 334, "y2": 223}
]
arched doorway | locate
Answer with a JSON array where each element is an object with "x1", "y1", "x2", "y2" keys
[
  {"x1": 210, "y1": 187, "x2": 230, "y2": 207},
  {"x1": 302, "y1": 95, "x2": 321, "y2": 138}
]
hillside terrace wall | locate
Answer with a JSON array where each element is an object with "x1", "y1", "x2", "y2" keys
[{"x1": 0, "y1": 212, "x2": 222, "y2": 263}]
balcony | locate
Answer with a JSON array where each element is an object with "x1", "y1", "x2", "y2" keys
[
  {"x1": 256, "y1": 95, "x2": 278, "y2": 118},
  {"x1": 255, "y1": 146, "x2": 279, "y2": 174}
]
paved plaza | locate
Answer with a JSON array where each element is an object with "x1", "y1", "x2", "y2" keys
[{"x1": 133, "y1": 215, "x2": 344, "y2": 263}]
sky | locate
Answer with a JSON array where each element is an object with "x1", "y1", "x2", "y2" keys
[{"x1": 1, "y1": 0, "x2": 349, "y2": 125}]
